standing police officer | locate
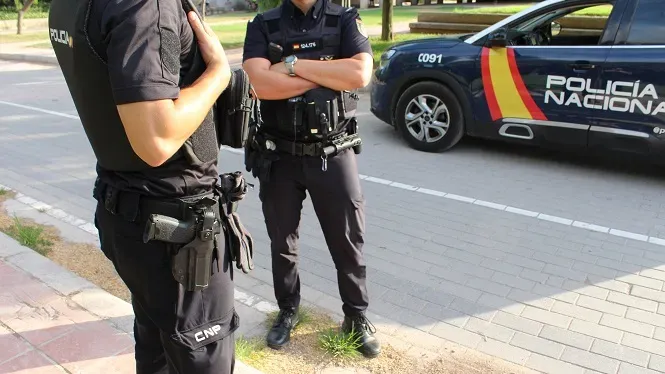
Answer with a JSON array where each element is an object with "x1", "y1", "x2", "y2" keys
[
  {"x1": 242, "y1": 0, "x2": 380, "y2": 358},
  {"x1": 48, "y1": 0, "x2": 239, "y2": 372}
]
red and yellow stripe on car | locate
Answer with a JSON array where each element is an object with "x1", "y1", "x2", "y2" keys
[{"x1": 481, "y1": 47, "x2": 547, "y2": 122}]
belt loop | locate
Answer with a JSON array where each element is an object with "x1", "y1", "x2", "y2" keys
[{"x1": 104, "y1": 187, "x2": 118, "y2": 215}]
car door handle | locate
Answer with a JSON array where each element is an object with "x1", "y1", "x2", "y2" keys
[{"x1": 569, "y1": 61, "x2": 596, "y2": 71}]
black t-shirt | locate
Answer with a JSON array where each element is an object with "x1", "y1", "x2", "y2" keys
[
  {"x1": 242, "y1": 0, "x2": 373, "y2": 63},
  {"x1": 88, "y1": 0, "x2": 217, "y2": 198}
]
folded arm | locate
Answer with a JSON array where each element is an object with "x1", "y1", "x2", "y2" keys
[
  {"x1": 286, "y1": 52, "x2": 373, "y2": 91},
  {"x1": 243, "y1": 57, "x2": 318, "y2": 100}
]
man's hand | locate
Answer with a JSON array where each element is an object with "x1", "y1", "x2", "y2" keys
[{"x1": 187, "y1": 11, "x2": 229, "y2": 72}]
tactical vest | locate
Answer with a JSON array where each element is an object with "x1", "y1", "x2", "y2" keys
[
  {"x1": 258, "y1": 0, "x2": 347, "y2": 139},
  {"x1": 48, "y1": 0, "x2": 218, "y2": 172}
]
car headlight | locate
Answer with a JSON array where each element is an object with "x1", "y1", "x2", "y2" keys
[{"x1": 379, "y1": 49, "x2": 396, "y2": 69}]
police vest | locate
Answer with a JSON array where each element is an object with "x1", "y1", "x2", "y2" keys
[
  {"x1": 258, "y1": 1, "x2": 347, "y2": 136},
  {"x1": 48, "y1": 0, "x2": 218, "y2": 172}
]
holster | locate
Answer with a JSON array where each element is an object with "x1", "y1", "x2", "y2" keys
[
  {"x1": 215, "y1": 68, "x2": 255, "y2": 149},
  {"x1": 143, "y1": 196, "x2": 221, "y2": 292}
]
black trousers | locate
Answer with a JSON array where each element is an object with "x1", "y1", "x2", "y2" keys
[
  {"x1": 94, "y1": 190, "x2": 237, "y2": 374},
  {"x1": 259, "y1": 148, "x2": 369, "y2": 317}
]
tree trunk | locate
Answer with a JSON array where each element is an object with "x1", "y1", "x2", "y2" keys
[
  {"x1": 380, "y1": 0, "x2": 392, "y2": 41},
  {"x1": 16, "y1": 0, "x2": 35, "y2": 35},
  {"x1": 17, "y1": 10, "x2": 23, "y2": 35}
]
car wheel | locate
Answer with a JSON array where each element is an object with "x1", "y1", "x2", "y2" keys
[{"x1": 394, "y1": 81, "x2": 465, "y2": 152}]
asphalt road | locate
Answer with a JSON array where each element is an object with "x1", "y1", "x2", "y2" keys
[{"x1": 2, "y1": 60, "x2": 665, "y2": 373}]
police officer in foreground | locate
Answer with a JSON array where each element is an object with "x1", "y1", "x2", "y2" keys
[
  {"x1": 242, "y1": 0, "x2": 380, "y2": 358},
  {"x1": 48, "y1": 0, "x2": 244, "y2": 372}
]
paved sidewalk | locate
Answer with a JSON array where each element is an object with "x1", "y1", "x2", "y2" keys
[{"x1": 0, "y1": 231, "x2": 262, "y2": 374}]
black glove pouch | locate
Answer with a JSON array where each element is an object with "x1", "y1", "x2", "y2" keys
[{"x1": 215, "y1": 68, "x2": 254, "y2": 149}]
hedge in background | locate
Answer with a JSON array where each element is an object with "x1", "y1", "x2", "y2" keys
[{"x1": 257, "y1": 0, "x2": 280, "y2": 12}]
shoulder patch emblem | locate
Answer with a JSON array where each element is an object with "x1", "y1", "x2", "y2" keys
[{"x1": 355, "y1": 18, "x2": 368, "y2": 38}]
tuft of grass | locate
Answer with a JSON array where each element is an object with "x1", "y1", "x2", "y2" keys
[
  {"x1": 0, "y1": 188, "x2": 8, "y2": 196},
  {"x1": 235, "y1": 336, "x2": 268, "y2": 365},
  {"x1": 5, "y1": 216, "x2": 53, "y2": 255},
  {"x1": 318, "y1": 327, "x2": 362, "y2": 359}
]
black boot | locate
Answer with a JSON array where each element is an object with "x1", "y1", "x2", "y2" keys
[
  {"x1": 341, "y1": 314, "x2": 381, "y2": 358},
  {"x1": 266, "y1": 308, "x2": 299, "y2": 350}
]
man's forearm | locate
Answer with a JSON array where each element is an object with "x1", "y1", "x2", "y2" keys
[
  {"x1": 246, "y1": 67, "x2": 318, "y2": 100},
  {"x1": 168, "y1": 64, "x2": 230, "y2": 144},
  {"x1": 294, "y1": 58, "x2": 371, "y2": 91}
]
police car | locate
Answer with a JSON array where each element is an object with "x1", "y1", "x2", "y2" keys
[{"x1": 370, "y1": 0, "x2": 665, "y2": 157}]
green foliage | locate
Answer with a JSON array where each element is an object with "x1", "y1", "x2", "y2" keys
[
  {"x1": 318, "y1": 328, "x2": 362, "y2": 359},
  {"x1": 256, "y1": 0, "x2": 279, "y2": 13},
  {"x1": 235, "y1": 336, "x2": 267, "y2": 364},
  {"x1": 5, "y1": 216, "x2": 53, "y2": 256}
]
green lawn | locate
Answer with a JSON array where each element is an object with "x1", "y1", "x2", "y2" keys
[
  {"x1": 0, "y1": 31, "x2": 49, "y2": 44},
  {"x1": 0, "y1": 9, "x2": 49, "y2": 20},
  {"x1": 211, "y1": 22, "x2": 252, "y2": 49},
  {"x1": 452, "y1": 4, "x2": 612, "y2": 17},
  {"x1": 370, "y1": 33, "x2": 439, "y2": 64}
]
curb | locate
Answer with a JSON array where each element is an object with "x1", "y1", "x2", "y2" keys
[
  {"x1": 0, "y1": 191, "x2": 265, "y2": 374},
  {"x1": 0, "y1": 52, "x2": 58, "y2": 66}
]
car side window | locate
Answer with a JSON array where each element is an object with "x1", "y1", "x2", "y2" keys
[{"x1": 625, "y1": 0, "x2": 665, "y2": 45}]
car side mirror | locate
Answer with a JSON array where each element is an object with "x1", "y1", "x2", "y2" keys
[
  {"x1": 485, "y1": 27, "x2": 508, "y2": 48},
  {"x1": 551, "y1": 22, "x2": 562, "y2": 36}
]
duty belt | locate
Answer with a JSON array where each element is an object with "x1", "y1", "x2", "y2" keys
[{"x1": 262, "y1": 132, "x2": 347, "y2": 157}]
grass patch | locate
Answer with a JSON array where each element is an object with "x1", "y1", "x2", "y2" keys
[
  {"x1": 452, "y1": 4, "x2": 612, "y2": 17},
  {"x1": 318, "y1": 328, "x2": 362, "y2": 359},
  {"x1": 0, "y1": 31, "x2": 49, "y2": 44},
  {"x1": 212, "y1": 22, "x2": 251, "y2": 49},
  {"x1": 4, "y1": 215, "x2": 53, "y2": 255},
  {"x1": 236, "y1": 336, "x2": 268, "y2": 366},
  {"x1": 0, "y1": 9, "x2": 49, "y2": 21}
]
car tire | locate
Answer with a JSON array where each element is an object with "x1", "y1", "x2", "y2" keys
[{"x1": 394, "y1": 81, "x2": 465, "y2": 152}]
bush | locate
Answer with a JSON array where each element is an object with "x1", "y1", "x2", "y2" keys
[{"x1": 256, "y1": 0, "x2": 279, "y2": 12}]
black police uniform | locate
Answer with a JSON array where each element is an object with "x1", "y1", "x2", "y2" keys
[
  {"x1": 242, "y1": 0, "x2": 380, "y2": 357},
  {"x1": 47, "y1": 0, "x2": 238, "y2": 372}
]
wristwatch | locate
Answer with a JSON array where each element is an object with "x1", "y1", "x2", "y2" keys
[{"x1": 284, "y1": 55, "x2": 298, "y2": 77}]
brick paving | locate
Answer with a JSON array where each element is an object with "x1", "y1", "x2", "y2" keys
[
  {"x1": 0, "y1": 231, "x2": 265, "y2": 374},
  {"x1": 3, "y1": 58, "x2": 665, "y2": 374}
]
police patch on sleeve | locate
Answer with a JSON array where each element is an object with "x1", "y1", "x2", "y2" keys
[{"x1": 355, "y1": 18, "x2": 368, "y2": 38}]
